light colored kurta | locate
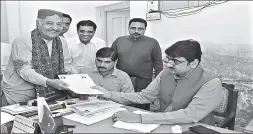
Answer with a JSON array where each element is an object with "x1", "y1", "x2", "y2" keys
[
  {"x1": 108, "y1": 70, "x2": 222, "y2": 124},
  {"x1": 67, "y1": 36, "x2": 106, "y2": 73},
  {"x1": 1, "y1": 32, "x2": 72, "y2": 105}
]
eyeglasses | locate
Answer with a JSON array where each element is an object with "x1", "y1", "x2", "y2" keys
[
  {"x1": 163, "y1": 56, "x2": 187, "y2": 66},
  {"x1": 129, "y1": 27, "x2": 145, "y2": 31}
]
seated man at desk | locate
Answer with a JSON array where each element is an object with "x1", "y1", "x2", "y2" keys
[
  {"x1": 71, "y1": 47, "x2": 134, "y2": 100},
  {"x1": 93, "y1": 39, "x2": 222, "y2": 125},
  {"x1": 1, "y1": 9, "x2": 72, "y2": 106}
]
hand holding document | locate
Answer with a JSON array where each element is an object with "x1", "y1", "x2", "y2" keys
[
  {"x1": 59, "y1": 74, "x2": 104, "y2": 95},
  {"x1": 113, "y1": 110, "x2": 160, "y2": 133}
]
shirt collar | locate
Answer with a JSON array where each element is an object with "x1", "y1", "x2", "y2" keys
[
  {"x1": 76, "y1": 36, "x2": 96, "y2": 45},
  {"x1": 174, "y1": 66, "x2": 201, "y2": 80},
  {"x1": 42, "y1": 38, "x2": 52, "y2": 44},
  {"x1": 128, "y1": 35, "x2": 145, "y2": 41}
]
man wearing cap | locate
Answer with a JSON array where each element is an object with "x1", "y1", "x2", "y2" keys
[{"x1": 1, "y1": 9, "x2": 72, "y2": 106}]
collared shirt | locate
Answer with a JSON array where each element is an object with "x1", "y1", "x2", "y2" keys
[
  {"x1": 84, "y1": 67, "x2": 134, "y2": 93},
  {"x1": 109, "y1": 68, "x2": 222, "y2": 124},
  {"x1": 1, "y1": 32, "x2": 72, "y2": 105},
  {"x1": 111, "y1": 36, "x2": 163, "y2": 80},
  {"x1": 67, "y1": 36, "x2": 106, "y2": 73}
]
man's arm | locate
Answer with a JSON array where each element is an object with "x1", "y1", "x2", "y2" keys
[
  {"x1": 120, "y1": 74, "x2": 134, "y2": 93},
  {"x1": 96, "y1": 71, "x2": 163, "y2": 105},
  {"x1": 152, "y1": 40, "x2": 163, "y2": 77},
  {"x1": 141, "y1": 78, "x2": 222, "y2": 124},
  {"x1": 12, "y1": 38, "x2": 48, "y2": 87}
]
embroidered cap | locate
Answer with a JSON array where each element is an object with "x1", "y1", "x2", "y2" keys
[{"x1": 37, "y1": 9, "x2": 63, "y2": 19}]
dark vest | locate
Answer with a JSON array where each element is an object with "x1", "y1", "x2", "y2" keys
[{"x1": 159, "y1": 67, "x2": 216, "y2": 125}]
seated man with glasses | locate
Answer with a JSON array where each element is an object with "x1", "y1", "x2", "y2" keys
[{"x1": 93, "y1": 39, "x2": 222, "y2": 125}]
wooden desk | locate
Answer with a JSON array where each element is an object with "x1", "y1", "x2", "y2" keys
[
  {"x1": 1, "y1": 100, "x2": 241, "y2": 133},
  {"x1": 244, "y1": 118, "x2": 253, "y2": 133},
  {"x1": 63, "y1": 106, "x2": 240, "y2": 133}
]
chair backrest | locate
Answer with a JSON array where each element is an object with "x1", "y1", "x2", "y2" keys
[{"x1": 214, "y1": 83, "x2": 239, "y2": 130}]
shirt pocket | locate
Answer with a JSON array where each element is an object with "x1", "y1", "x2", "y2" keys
[{"x1": 105, "y1": 78, "x2": 122, "y2": 92}]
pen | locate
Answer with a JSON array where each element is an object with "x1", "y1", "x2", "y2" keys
[{"x1": 64, "y1": 125, "x2": 76, "y2": 128}]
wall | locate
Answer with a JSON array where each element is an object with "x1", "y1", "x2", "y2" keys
[
  {"x1": 1, "y1": 1, "x2": 9, "y2": 43},
  {"x1": 130, "y1": 1, "x2": 253, "y2": 131},
  {"x1": 2, "y1": 1, "x2": 121, "y2": 44},
  {"x1": 131, "y1": 1, "x2": 253, "y2": 56}
]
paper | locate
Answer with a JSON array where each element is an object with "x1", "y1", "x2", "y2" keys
[
  {"x1": 70, "y1": 100, "x2": 123, "y2": 117},
  {"x1": 1, "y1": 104, "x2": 37, "y2": 115},
  {"x1": 11, "y1": 115, "x2": 36, "y2": 133},
  {"x1": 64, "y1": 107, "x2": 126, "y2": 125},
  {"x1": 112, "y1": 110, "x2": 160, "y2": 133},
  {"x1": 1, "y1": 112, "x2": 15, "y2": 125},
  {"x1": 172, "y1": 125, "x2": 182, "y2": 133},
  {"x1": 59, "y1": 74, "x2": 105, "y2": 95}
]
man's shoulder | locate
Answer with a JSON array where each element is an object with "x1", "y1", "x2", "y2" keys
[
  {"x1": 91, "y1": 36, "x2": 106, "y2": 45},
  {"x1": 114, "y1": 68, "x2": 130, "y2": 78},
  {"x1": 13, "y1": 32, "x2": 31, "y2": 45},
  {"x1": 143, "y1": 36, "x2": 159, "y2": 43},
  {"x1": 202, "y1": 68, "x2": 219, "y2": 79},
  {"x1": 115, "y1": 36, "x2": 129, "y2": 41}
]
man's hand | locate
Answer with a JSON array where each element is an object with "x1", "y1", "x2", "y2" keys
[
  {"x1": 65, "y1": 71, "x2": 72, "y2": 74},
  {"x1": 91, "y1": 86, "x2": 111, "y2": 99},
  {"x1": 112, "y1": 110, "x2": 142, "y2": 123},
  {"x1": 46, "y1": 79, "x2": 69, "y2": 90}
]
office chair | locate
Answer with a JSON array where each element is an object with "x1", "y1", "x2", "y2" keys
[{"x1": 213, "y1": 83, "x2": 238, "y2": 130}]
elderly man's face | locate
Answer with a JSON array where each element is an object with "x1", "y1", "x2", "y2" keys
[
  {"x1": 38, "y1": 14, "x2": 63, "y2": 40},
  {"x1": 128, "y1": 22, "x2": 146, "y2": 39}
]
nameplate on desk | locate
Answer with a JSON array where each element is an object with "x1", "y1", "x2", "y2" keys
[{"x1": 11, "y1": 115, "x2": 38, "y2": 133}]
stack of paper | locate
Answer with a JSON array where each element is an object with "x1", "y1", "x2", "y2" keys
[
  {"x1": 64, "y1": 107, "x2": 126, "y2": 125},
  {"x1": 59, "y1": 74, "x2": 104, "y2": 95},
  {"x1": 112, "y1": 110, "x2": 160, "y2": 133},
  {"x1": 1, "y1": 104, "x2": 37, "y2": 115},
  {"x1": 64, "y1": 100, "x2": 125, "y2": 125}
]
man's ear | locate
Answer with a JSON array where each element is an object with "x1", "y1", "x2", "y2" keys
[
  {"x1": 190, "y1": 59, "x2": 199, "y2": 68},
  {"x1": 36, "y1": 19, "x2": 41, "y2": 28}
]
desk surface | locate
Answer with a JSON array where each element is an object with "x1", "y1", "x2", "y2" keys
[
  {"x1": 63, "y1": 106, "x2": 240, "y2": 133},
  {"x1": 244, "y1": 118, "x2": 253, "y2": 133}
]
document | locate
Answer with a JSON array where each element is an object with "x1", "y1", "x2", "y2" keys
[
  {"x1": 1, "y1": 112, "x2": 15, "y2": 125},
  {"x1": 1, "y1": 104, "x2": 37, "y2": 115},
  {"x1": 70, "y1": 100, "x2": 123, "y2": 116},
  {"x1": 64, "y1": 107, "x2": 126, "y2": 125},
  {"x1": 59, "y1": 74, "x2": 105, "y2": 95},
  {"x1": 11, "y1": 115, "x2": 36, "y2": 133},
  {"x1": 112, "y1": 110, "x2": 160, "y2": 133}
]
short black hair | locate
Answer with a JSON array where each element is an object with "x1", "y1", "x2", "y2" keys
[
  {"x1": 63, "y1": 13, "x2": 72, "y2": 23},
  {"x1": 96, "y1": 47, "x2": 117, "y2": 61},
  {"x1": 165, "y1": 39, "x2": 202, "y2": 64},
  {"x1": 76, "y1": 20, "x2": 97, "y2": 31},
  {"x1": 129, "y1": 18, "x2": 147, "y2": 28}
]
